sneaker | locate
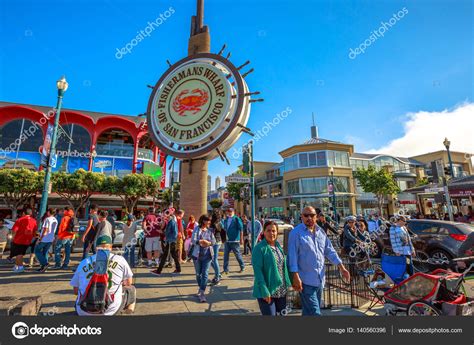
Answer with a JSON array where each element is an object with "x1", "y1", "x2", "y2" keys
[
  {"x1": 36, "y1": 264, "x2": 49, "y2": 272},
  {"x1": 172, "y1": 270, "x2": 181, "y2": 275},
  {"x1": 150, "y1": 269, "x2": 162, "y2": 276},
  {"x1": 50, "y1": 266, "x2": 62, "y2": 270},
  {"x1": 211, "y1": 278, "x2": 221, "y2": 286},
  {"x1": 165, "y1": 262, "x2": 172, "y2": 268},
  {"x1": 15, "y1": 266, "x2": 25, "y2": 273},
  {"x1": 239, "y1": 267, "x2": 246, "y2": 273},
  {"x1": 199, "y1": 293, "x2": 207, "y2": 303},
  {"x1": 196, "y1": 289, "x2": 202, "y2": 297}
]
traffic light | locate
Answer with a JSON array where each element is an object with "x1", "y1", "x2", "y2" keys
[
  {"x1": 444, "y1": 166, "x2": 451, "y2": 178},
  {"x1": 242, "y1": 145, "x2": 250, "y2": 174}
]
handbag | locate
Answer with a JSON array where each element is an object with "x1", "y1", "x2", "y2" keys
[{"x1": 187, "y1": 228, "x2": 200, "y2": 260}]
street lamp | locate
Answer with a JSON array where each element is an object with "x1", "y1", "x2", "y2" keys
[
  {"x1": 37, "y1": 76, "x2": 68, "y2": 228},
  {"x1": 442, "y1": 138, "x2": 454, "y2": 222},
  {"x1": 443, "y1": 137, "x2": 455, "y2": 178},
  {"x1": 329, "y1": 166, "x2": 338, "y2": 225}
]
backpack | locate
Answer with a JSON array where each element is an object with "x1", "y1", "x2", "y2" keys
[
  {"x1": 67, "y1": 216, "x2": 79, "y2": 233},
  {"x1": 79, "y1": 249, "x2": 113, "y2": 314}
]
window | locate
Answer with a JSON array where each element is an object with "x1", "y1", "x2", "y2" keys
[
  {"x1": 308, "y1": 152, "x2": 316, "y2": 166},
  {"x1": 270, "y1": 183, "x2": 282, "y2": 198},
  {"x1": 287, "y1": 180, "x2": 300, "y2": 195},
  {"x1": 257, "y1": 187, "x2": 268, "y2": 199},
  {"x1": 299, "y1": 153, "x2": 308, "y2": 168},
  {"x1": 317, "y1": 151, "x2": 327, "y2": 166},
  {"x1": 328, "y1": 151, "x2": 349, "y2": 167},
  {"x1": 284, "y1": 155, "x2": 298, "y2": 171},
  {"x1": 300, "y1": 177, "x2": 328, "y2": 194}
]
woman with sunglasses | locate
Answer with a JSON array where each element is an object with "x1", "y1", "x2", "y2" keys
[{"x1": 252, "y1": 221, "x2": 291, "y2": 315}]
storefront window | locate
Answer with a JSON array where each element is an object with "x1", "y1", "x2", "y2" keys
[
  {"x1": 287, "y1": 179, "x2": 300, "y2": 194},
  {"x1": 328, "y1": 151, "x2": 349, "y2": 167},
  {"x1": 270, "y1": 183, "x2": 282, "y2": 198},
  {"x1": 96, "y1": 128, "x2": 134, "y2": 157}
]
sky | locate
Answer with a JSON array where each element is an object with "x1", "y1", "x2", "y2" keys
[{"x1": 0, "y1": 0, "x2": 472, "y2": 187}]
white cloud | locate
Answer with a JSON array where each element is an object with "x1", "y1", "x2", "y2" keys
[{"x1": 367, "y1": 102, "x2": 474, "y2": 158}]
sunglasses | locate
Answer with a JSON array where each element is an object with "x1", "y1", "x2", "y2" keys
[{"x1": 302, "y1": 214, "x2": 316, "y2": 218}]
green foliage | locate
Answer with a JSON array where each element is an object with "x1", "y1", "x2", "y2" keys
[
  {"x1": 209, "y1": 198, "x2": 223, "y2": 209},
  {"x1": 52, "y1": 169, "x2": 105, "y2": 213},
  {"x1": 353, "y1": 165, "x2": 400, "y2": 215},
  {"x1": 103, "y1": 173, "x2": 159, "y2": 213},
  {"x1": 416, "y1": 177, "x2": 429, "y2": 187},
  {"x1": 226, "y1": 169, "x2": 248, "y2": 201},
  {"x1": 0, "y1": 168, "x2": 44, "y2": 219}
]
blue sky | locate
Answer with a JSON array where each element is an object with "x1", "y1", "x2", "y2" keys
[{"x1": 0, "y1": 0, "x2": 472, "y2": 187}]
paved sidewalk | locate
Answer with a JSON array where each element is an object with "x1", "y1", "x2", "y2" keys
[{"x1": 0, "y1": 251, "x2": 384, "y2": 316}]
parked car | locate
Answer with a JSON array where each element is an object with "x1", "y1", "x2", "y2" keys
[
  {"x1": 113, "y1": 220, "x2": 144, "y2": 248},
  {"x1": 266, "y1": 218, "x2": 294, "y2": 233},
  {"x1": 379, "y1": 219, "x2": 474, "y2": 261}
]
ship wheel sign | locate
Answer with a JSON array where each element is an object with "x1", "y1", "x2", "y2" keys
[{"x1": 147, "y1": 51, "x2": 262, "y2": 161}]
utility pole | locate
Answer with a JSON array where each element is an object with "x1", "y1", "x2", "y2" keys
[{"x1": 249, "y1": 141, "x2": 256, "y2": 250}]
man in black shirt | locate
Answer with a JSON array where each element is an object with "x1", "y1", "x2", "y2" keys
[{"x1": 81, "y1": 204, "x2": 100, "y2": 259}]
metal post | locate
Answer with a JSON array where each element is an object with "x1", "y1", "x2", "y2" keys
[
  {"x1": 37, "y1": 82, "x2": 66, "y2": 228},
  {"x1": 446, "y1": 147, "x2": 455, "y2": 178},
  {"x1": 249, "y1": 141, "x2": 256, "y2": 249},
  {"x1": 443, "y1": 177, "x2": 454, "y2": 221},
  {"x1": 330, "y1": 170, "x2": 338, "y2": 226}
]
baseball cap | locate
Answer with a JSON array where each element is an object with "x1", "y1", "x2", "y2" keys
[
  {"x1": 127, "y1": 214, "x2": 135, "y2": 221},
  {"x1": 96, "y1": 235, "x2": 112, "y2": 245},
  {"x1": 346, "y1": 216, "x2": 357, "y2": 222}
]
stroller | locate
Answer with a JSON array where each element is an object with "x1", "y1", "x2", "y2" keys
[{"x1": 375, "y1": 253, "x2": 474, "y2": 316}]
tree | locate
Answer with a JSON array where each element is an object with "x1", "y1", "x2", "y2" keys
[
  {"x1": 226, "y1": 169, "x2": 248, "y2": 201},
  {"x1": 104, "y1": 173, "x2": 158, "y2": 214},
  {"x1": 415, "y1": 177, "x2": 429, "y2": 187},
  {"x1": 0, "y1": 168, "x2": 44, "y2": 219},
  {"x1": 353, "y1": 165, "x2": 400, "y2": 216},
  {"x1": 52, "y1": 169, "x2": 105, "y2": 214},
  {"x1": 209, "y1": 198, "x2": 223, "y2": 209}
]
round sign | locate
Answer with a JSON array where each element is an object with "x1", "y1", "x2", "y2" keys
[
  {"x1": 153, "y1": 62, "x2": 231, "y2": 146},
  {"x1": 147, "y1": 53, "x2": 250, "y2": 160}
]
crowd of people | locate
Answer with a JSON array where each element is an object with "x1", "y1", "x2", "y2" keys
[{"x1": 1, "y1": 203, "x2": 473, "y2": 317}]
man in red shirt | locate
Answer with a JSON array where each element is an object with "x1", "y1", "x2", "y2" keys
[
  {"x1": 11, "y1": 208, "x2": 37, "y2": 273},
  {"x1": 52, "y1": 207, "x2": 75, "y2": 270}
]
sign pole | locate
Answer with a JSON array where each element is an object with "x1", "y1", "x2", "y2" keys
[
  {"x1": 443, "y1": 177, "x2": 454, "y2": 221},
  {"x1": 249, "y1": 141, "x2": 256, "y2": 250}
]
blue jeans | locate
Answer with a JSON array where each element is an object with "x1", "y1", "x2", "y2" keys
[
  {"x1": 257, "y1": 296, "x2": 287, "y2": 316},
  {"x1": 124, "y1": 245, "x2": 136, "y2": 268},
  {"x1": 193, "y1": 256, "x2": 212, "y2": 292},
  {"x1": 223, "y1": 242, "x2": 244, "y2": 272},
  {"x1": 210, "y1": 243, "x2": 221, "y2": 279},
  {"x1": 54, "y1": 239, "x2": 73, "y2": 267},
  {"x1": 82, "y1": 238, "x2": 96, "y2": 260},
  {"x1": 34, "y1": 242, "x2": 52, "y2": 267},
  {"x1": 300, "y1": 283, "x2": 323, "y2": 316}
]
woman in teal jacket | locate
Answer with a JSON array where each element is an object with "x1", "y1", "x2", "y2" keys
[{"x1": 252, "y1": 221, "x2": 291, "y2": 316}]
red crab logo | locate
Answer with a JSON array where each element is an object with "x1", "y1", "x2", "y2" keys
[{"x1": 172, "y1": 88, "x2": 209, "y2": 116}]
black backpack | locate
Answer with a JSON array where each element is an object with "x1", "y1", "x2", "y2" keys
[
  {"x1": 79, "y1": 250, "x2": 113, "y2": 314},
  {"x1": 67, "y1": 216, "x2": 79, "y2": 233}
]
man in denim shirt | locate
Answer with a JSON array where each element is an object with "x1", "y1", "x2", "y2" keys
[{"x1": 288, "y1": 206, "x2": 350, "y2": 315}]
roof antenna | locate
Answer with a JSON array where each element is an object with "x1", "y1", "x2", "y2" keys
[{"x1": 311, "y1": 112, "x2": 318, "y2": 139}]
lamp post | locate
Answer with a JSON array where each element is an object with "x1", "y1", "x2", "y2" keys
[
  {"x1": 329, "y1": 167, "x2": 338, "y2": 225},
  {"x1": 37, "y1": 76, "x2": 68, "y2": 228},
  {"x1": 443, "y1": 137, "x2": 455, "y2": 178},
  {"x1": 442, "y1": 138, "x2": 454, "y2": 221}
]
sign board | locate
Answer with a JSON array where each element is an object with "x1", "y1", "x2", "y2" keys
[
  {"x1": 225, "y1": 175, "x2": 250, "y2": 184},
  {"x1": 147, "y1": 53, "x2": 251, "y2": 160},
  {"x1": 94, "y1": 160, "x2": 112, "y2": 169},
  {"x1": 142, "y1": 162, "x2": 163, "y2": 181},
  {"x1": 40, "y1": 124, "x2": 54, "y2": 167},
  {"x1": 424, "y1": 187, "x2": 444, "y2": 193}
]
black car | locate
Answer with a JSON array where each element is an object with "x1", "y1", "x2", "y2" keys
[{"x1": 379, "y1": 219, "x2": 474, "y2": 261}]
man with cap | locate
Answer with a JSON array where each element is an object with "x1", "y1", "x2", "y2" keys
[
  {"x1": 70, "y1": 235, "x2": 136, "y2": 315},
  {"x1": 223, "y1": 208, "x2": 245, "y2": 274},
  {"x1": 316, "y1": 213, "x2": 339, "y2": 236}
]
